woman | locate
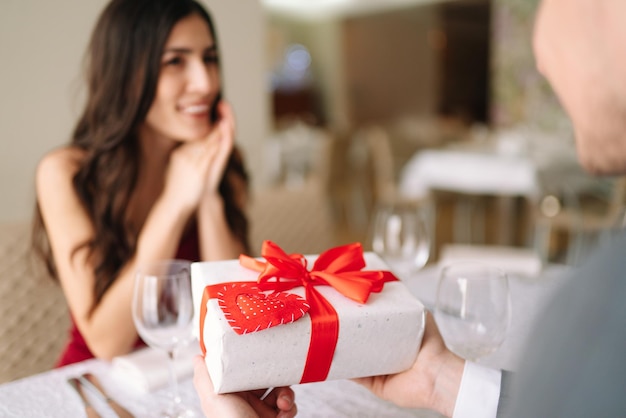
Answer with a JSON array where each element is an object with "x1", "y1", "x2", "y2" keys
[{"x1": 32, "y1": 0, "x2": 249, "y2": 366}]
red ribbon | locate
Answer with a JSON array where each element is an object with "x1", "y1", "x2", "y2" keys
[
  {"x1": 199, "y1": 241, "x2": 397, "y2": 384},
  {"x1": 239, "y1": 240, "x2": 397, "y2": 383}
]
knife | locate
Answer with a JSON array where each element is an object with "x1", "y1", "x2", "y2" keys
[
  {"x1": 78, "y1": 373, "x2": 134, "y2": 418},
  {"x1": 67, "y1": 377, "x2": 101, "y2": 418}
]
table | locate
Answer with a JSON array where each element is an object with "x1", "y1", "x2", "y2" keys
[
  {"x1": 399, "y1": 149, "x2": 539, "y2": 200},
  {"x1": 0, "y1": 266, "x2": 570, "y2": 418},
  {"x1": 397, "y1": 142, "x2": 606, "y2": 251},
  {"x1": 399, "y1": 149, "x2": 539, "y2": 246}
]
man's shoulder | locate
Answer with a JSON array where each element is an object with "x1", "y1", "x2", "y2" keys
[{"x1": 505, "y1": 233, "x2": 626, "y2": 417}]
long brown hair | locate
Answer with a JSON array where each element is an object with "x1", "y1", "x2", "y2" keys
[{"x1": 32, "y1": 0, "x2": 249, "y2": 306}]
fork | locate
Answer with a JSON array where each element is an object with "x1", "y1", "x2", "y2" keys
[
  {"x1": 78, "y1": 373, "x2": 134, "y2": 418},
  {"x1": 67, "y1": 377, "x2": 101, "y2": 418}
]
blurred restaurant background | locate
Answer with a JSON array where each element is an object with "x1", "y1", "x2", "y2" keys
[
  {"x1": 252, "y1": 0, "x2": 624, "y2": 266},
  {"x1": 1, "y1": 0, "x2": 624, "y2": 269},
  {"x1": 1, "y1": 0, "x2": 625, "y2": 383}
]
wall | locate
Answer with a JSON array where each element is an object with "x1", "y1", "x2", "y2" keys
[
  {"x1": 0, "y1": 0, "x2": 104, "y2": 222},
  {"x1": 342, "y1": 5, "x2": 439, "y2": 126},
  {"x1": 267, "y1": 15, "x2": 349, "y2": 130},
  {"x1": 267, "y1": 4, "x2": 439, "y2": 131},
  {"x1": 0, "y1": 0, "x2": 267, "y2": 222},
  {"x1": 490, "y1": 0, "x2": 569, "y2": 133},
  {"x1": 203, "y1": 0, "x2": 268, "y2": 190}
]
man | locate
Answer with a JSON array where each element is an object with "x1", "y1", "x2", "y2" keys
[{"x1": 193, "y1": 0, "x2": 626, "y2": 416}]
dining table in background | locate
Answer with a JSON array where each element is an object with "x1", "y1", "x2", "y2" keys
[
  {"x1": 399, "y1": 149, "x2": 539, "y2": 201},
  {"x1": 0, "y1": 264, "x2": 570, "y2": 418},
  {"x1": 397, "y1": 129, "x2": 596, "y2": 250},
  {"x1": 398, "y1": 148, "x2": 539, "y2": 246}
]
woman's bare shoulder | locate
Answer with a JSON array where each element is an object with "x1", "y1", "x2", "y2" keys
[
  {"x1": 36, "y1": 146, "x2": 96, "y2": 241},
  {"x1": 36, "y1": 146, "x2": 85, "y2": 184},
  {"x1": 38, "y1": 146, "x2": 85, "y2": 170},
  {"x1": 35, "y1": 146, "x2": 88, "y2": 200}
]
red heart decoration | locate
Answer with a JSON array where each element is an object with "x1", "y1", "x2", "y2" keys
[{"x1": 213, "y1": 282, "x2": 310, "y2": 335}]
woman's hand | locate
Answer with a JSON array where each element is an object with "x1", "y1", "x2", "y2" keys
[
  {"x1": 164, "y1": 101, "x2": 235, "y2": 212},
  {"x1": 204, "y1": 101, "x2": 236, "y2": 193},
  {"x1": 192, "y1": 355, "x2": 297, "y2": 418}
]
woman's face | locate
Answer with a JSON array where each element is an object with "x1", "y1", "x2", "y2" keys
[{"x1": 143, "y1": 14, "x2": 220, "y2": 143}]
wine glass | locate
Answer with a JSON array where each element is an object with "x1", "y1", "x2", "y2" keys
[
  {"x1": 132, "y1": 260, "x2": 196, "y2": 418},
  {"x1": 371, "y1": 200, "x2": 431, "y2": 279},
  {"x1": 434, "y1": 261, "x2": 511, "y2": 361}
]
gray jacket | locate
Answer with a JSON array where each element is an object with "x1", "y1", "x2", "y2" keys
[{"x1": 499, "y1": 233, "x2": 626, "y2": 417}]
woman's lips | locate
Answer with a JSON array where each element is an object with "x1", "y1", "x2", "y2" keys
[{"x1": 179, "y1": 103, "x2": 209, "y2": 116}]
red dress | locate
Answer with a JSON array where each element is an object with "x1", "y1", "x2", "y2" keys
[{"x1": 55, "y1": 228, "x2": 200, "y2": 367}]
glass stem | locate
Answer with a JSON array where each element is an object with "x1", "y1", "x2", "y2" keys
[{"x1": 167, "y1": 349, "x2": 181, "y2": 406}]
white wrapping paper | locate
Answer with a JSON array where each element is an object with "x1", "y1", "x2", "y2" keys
[{"x1": 191, "y1": 252, "x2": 425, "y2": 394}]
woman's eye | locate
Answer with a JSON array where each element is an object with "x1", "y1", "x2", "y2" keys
[
  {"x1": 204, "y1": 55, "x2": 218, "y2": 65},
  {"x1": 164, "y1": 56, "x2": 183, "y2": 67}
]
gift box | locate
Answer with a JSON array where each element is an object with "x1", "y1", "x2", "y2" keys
[{"x1": 191, "y1": 241, "x2": 425, "y2": 394}]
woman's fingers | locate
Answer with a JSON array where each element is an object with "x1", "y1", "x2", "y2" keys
[
  {"x1": 166, "y1": 100, "x2": 235, "y2": 202},
  {"x1": 201, "y1": 102, "x2": 235, "y2": 191},
  {"x1": 193, "y1": 354, "x2": 298, "y2": 418},
  {"x1": 259, "y1": 387, "x2": 294, "y2": 408},
  {"x1": 217, "y1": 100, "x2": 236, "y2": 137},
  {"x1": 254, "y1": 387, "x2": 297, "y2": 418},
  {"x1": 272, "y1": 387, "x2": 297, "y2": 418},
  {"x1": 193, "y1": 355, "x2": 218, "y2": 415}
]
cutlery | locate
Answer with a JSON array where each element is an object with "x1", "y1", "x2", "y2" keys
[
  {"x1": 67, "y1": 377, "x2": 101, "y2": 418},
  {"x1": 78, "y1": 373, "x2": 134, "y2": 418}
]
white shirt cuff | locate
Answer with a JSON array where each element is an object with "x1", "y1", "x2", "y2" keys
[{"x1": 452, "y1": 361, "x2": 502, "y2": 418}]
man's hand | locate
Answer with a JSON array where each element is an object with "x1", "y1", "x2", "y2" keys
[{"x1": 353, "y1": 312, "x2": 464, "y2": 417}]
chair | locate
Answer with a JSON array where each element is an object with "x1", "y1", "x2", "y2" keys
[
  {"x1": 322, "y1": 124, "x2": 447, "y2": 252},
  {"x1": 318, "y1": 129, "x2": 368, "y2": 243},
  {"x1": 533, "y1": 176, "x2": 626, "y2": 265},
  {"x1": 357, "y1": 125, "x2": 397, "y2": 205},
  {"x1": 247, "y1": 178, "x2": 339, "y2": 256},
  {"x1": 321, "y1": 125, "x2": 400, "y2": 243},
  {"x1": 0, "y1": 221, "x2": 70, "y2": 383}
]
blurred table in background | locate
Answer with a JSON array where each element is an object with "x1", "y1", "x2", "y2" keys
[
  {"x1": 399, "y1": 149, "x2": 538, "y2": 199},
  {"x1": 396, "y1": 129, "x2": 621, "y2": 264},
  {"x1": 398, "y1": 148, "x2": 539, "y2": 256},
  {"x1": 258, "y1": 119, "x2": 623, "y2": 265}
]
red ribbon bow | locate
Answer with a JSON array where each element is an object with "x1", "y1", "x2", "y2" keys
[{"x1": 238, "y1": 240, "x2": 397, "y2": 383}]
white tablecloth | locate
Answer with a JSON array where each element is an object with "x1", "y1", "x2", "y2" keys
[
  {"x1": 399, "y1": 149, "x2": 539, "y2": 199},
  {"x1": 0, "y1": 359, "x2": 431, "y2": 418},
  {"x1": 0, "y1": 265, "x2": 570, "y2": 418}
]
